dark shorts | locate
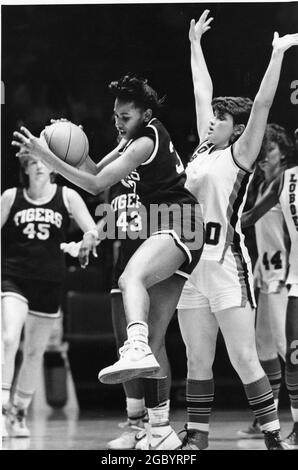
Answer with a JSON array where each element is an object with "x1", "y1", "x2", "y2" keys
[
  {"x1": 1, "y1": 275, "x2": 62, "y2": 317},
  {"x1": 151, "y1": 203, "x2": 205, "y2": 279}
]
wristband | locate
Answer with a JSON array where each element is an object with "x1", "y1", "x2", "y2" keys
[{"x1": 83, "y1": 228, "x2": 99, "y2": 240}]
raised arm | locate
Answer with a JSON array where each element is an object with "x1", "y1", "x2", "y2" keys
[
  {"x1": 12, "y1": 127, "x2": 154, "y2": 195},
  {"x1": 234, "y1": 32, "x2": 298, "y2": 170},
  {"x1": 241, "y1": 175, "x2": 281, "y2": 228},
  {"x1": 189, "y1": 10, "x2": 214, "y2": 141}
]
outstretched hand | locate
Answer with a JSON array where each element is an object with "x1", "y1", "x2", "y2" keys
[
  {"x1": 12, "y1": 126, "x2": 49, "y2": 160},
  {"x1": 189, "y1": 9, "x2": 213, "y2": 42},
  {"x1": 272, "y1": 32, "x2": 298, "y2": 53}
]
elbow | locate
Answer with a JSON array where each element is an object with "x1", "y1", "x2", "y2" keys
[
  {"x1": 254, "y1": 94, "x2": 273, "y2": 110},
  {"x1": 88, "y1": 181, "x2": 104, "y2": 196}
]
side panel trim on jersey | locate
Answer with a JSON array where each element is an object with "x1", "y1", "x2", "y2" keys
[
  {"x1": 141, "y1": 122, "x2": 159, "y2": 166},
  {"x1": 220, "y1": 170, "x2": 250, "y2": 262}
]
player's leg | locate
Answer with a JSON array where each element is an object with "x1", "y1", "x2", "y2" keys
[
  {"x1": 8, "y1": 313, "x2": 56, "y2": 437},
  {"x1": 1, "y1": 294, "x2": 28, "y2": 437},
  {"x1": 216, "y1": 303, "x2": 287, "y2": 449},
  {"x1": 284, "y1": 294, "x2": 298, "y2": 449},
  {"x1": 136, "y1": 275, "x2": 186, "y2": 450},
  {"x1": 98, "y1": 234, "x2": 187, "y2": 384},
  {"x1": 108, "y1": 292, "x2": 146, "y2": 450},
  {"x1": 177, "y1": 303, "x2": 218, "y2": 450}
]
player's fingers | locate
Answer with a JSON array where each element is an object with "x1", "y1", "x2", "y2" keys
[
  {"x1": 205, "y1": 17, "x2": 213, "y2": 26},
  {"x1": 200, "y1": 9, "x2": 210, "y2": 21},
  {"x1": 20, "y1": 126, "x2": 33, "y2": 139},
  {"x1": 11, "y1": 140, "x2": 23, "y2": 148},
  {"x1": 92, "y1": 246, "x2": 98, "y2": 258},
  {"x1": 13, "y1": 131, "x2": 29, "y2": 144}
]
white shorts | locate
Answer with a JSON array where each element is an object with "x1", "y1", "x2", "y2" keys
[
  {"x1": 258, "y1": 280, "x2": 286, "y2": 295},
  {"x1": 177, "y1": 249, "x2": 256, "y2": 313},
  {"x1": 287, "y1": 284, "x2": 298, "y2": 298}
]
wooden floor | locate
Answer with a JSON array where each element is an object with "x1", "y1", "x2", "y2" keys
[{"x1": 1, "y1": 408, "x2": 294, "y2": 451}]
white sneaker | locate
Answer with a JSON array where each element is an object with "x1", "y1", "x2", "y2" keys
[
  {"x1": 107, "y1": 419, "x2": 146, "y2": 449},
  {"x1": 135, "y1": 425, "x2": 181, "y2": 450},
  {"x1": 7, "y1": 406, "x2": 30, "y2": 438},
  {"x1": 98, "y1": 340, "x2": 160, "y2": 384},
  {"x1": 1, "y1": 411, "x2": 8, "y2": 439}
]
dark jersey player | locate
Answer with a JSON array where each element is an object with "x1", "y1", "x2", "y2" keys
[
  {"x1": 12, "y1": 74, "x2": 205, "y2": 396},
  {"x1": 1, "y1": 155, "x2": 97, "y2": 438}
]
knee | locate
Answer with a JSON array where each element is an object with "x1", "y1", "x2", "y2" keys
[
  {"x1": 186, "y1": 348, "x2": 214, "y2": 377},
  {"x1": 230, "y1": 349, "x2": 259, "y2": 373},
  {"x1": 23, "y1": 345, "x2": 45, "y2": 363}
]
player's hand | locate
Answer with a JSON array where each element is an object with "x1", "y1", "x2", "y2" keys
[
  {"x1": 272, "y1": 32, "x2": 298, "y2": 53},
  {"x1": 12, "y1": 126, "x2": 50, "y2": 160},
  {"x1": 189, "y1": 10, "x2": 213, "y2": 42},
  {"x1": 60, "y1": 241, "x2": 82, "y2": 257},
  {"x1": 78, "y1": 234, "x2": 98, "y2": 269}
]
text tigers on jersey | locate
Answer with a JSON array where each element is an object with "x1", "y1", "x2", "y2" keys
[{"x1": 13, "y1": 208, "x2": 63, "y2": 228}]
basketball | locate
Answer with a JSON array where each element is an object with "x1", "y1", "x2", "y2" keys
[{"x1": 43, "y1": 121, "x2": 89, "y2": 167}]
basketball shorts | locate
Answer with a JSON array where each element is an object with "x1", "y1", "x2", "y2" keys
[
  {"x1": 151, "y1": 203, "x2": 205, "y2": 279},
  {"x1": 177, "y1": 249, "x2": 256, "y2": 313},
  {"x1": 1, "y1": 275, "x2": 62, "y2": 317}
]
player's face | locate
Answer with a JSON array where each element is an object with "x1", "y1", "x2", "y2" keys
[
  {"x1": 258, "y1": 142, "x2": 284, "y2": 179},
  {"x1": 25, "y1": 157, "x2": 52, "y2": 183},
  {"x1": 113, "y1": 99, "x2": 147, "y2": 140},
  {"x1": 207, "y1": 112, "x2": 234, "y2": 146}
]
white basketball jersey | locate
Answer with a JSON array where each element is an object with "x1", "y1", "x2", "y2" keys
[
  {"x1": 255, "y1": 181, "x2": 288, "y2": 284},
  {"x1": 279, "y1": 166, "x2": 298, "y2": 285},
  {"x1": 185, "y1": 141, "x2": 254, "y2": 263}
]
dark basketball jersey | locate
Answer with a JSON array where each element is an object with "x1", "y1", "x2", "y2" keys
[
  {"x1": 109, "y1": 181, "x2": 143, "y2": 262},
  {"x1": 2, "y1": 185, "x2": 70, "y2": 281},
  {"x1": 121, "y1": 118, "x2": 198, "y2": 207}
]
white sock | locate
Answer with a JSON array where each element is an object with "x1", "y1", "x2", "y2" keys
[
  {"x1": 127, "y1": 321, "x2": 148, "y2": 345},
  {"x1": 2, "y1": 385, "x2": 11, "y2": 408},
  {"x1": 291, "y1": 406, "x2": 298, "y2": 422},
  {"x1": 126, "y1": 397, "x2": 146, "y2": 421},
  {"x1": 148, "y1": 400, "x2": 170, "y2": 427},
  {"x1": 13, "y1": 389, "x2": 33, "y2": 410}
]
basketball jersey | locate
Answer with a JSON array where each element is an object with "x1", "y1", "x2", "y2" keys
[
  {"x1": 185, "y1": 141, "x2": 254, "y2": 262},
  {"x1": 254, "y1": 181, "x2": 288, "y2": 284},
  {"x1": 109, "y1": 181, "x2": 143, "y2": 262},
  {"x1": 121, "y1": 118, "x2": 198, "y2": 207},
  {"x1": 279, "y1": 166, "x2": 298, "y2": 285},
  {"x1": 2, "y1": 185, "x2": 70, "y2": 281}
]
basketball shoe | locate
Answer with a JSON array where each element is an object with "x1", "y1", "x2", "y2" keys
[
  {"x1": 284, "y1": 423, "x2": 298, "y2": 449},
  {"x1": 178, "y1": 425, "x2": 209, "y2": 450},
  {"x1": 263, "y1": 430, "x2": 290, "y2": 450},
  {"x1": 107, "y1": 418, "x2": 147, "y2": 450},
  {"x1": 98, "y1": 340, "x2": 160, "y2": 384},
  {"x1": 135, "y1": 425, "x2": 181, "y2": 450},
  {"x1": 6, "y1": 405, "x2": 30, "y2": 438}
]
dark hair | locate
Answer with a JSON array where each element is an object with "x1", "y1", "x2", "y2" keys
[
  {"x1": 109, "y1": 73, "x2": 165, "y2": 114},
  {"x1": 258, "y1": 123, "x2": 296, "y2": 165},
  {"x1": 212, "y1": 96, "x2": 253, "y2": 126},
  {"x1": 18, "y1": 156, "x2": 56, "y2": 188}
]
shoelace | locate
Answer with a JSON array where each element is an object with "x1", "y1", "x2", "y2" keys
[
  {"x1": 264, "y1": 430, "x2": 282, "y2": 447},
  {"x1": 119, "y1": 339, "x2": 147, "y2": 358}
]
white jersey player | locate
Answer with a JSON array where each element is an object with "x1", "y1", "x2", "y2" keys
[{"x1": 177, "y1": 10, "x2": 298, "y2": 451}]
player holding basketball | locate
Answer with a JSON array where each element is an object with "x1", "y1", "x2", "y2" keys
[
  {"x1": 176, "y1": 11, "x2": 298, "y2": 450},
  {"x1": 13, "y1": 77, "x2": 205, "y2": 449},
  {"x1": 1, "y1": 155, "x2": 98, "y2": 438},
  {"x1": 242, "y1": 128, "x2": 298, "y2": 449},
  {"x1": 238, "y1": 124, "x2": 294, "y2": 439}
]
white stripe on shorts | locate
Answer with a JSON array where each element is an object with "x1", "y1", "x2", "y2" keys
[{"x1": 152, "y1": 229, "x2": 192, "y2": 264}]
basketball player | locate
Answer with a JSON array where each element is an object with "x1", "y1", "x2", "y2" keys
[
  {"x1": 176, "y1": 11, "x2": 298, "y2": 450},
  {"x1": 1, "y1": 155, "x2": 98, "y2": 438},
  {"x1": 239, "y1": 124, "x2": 294, "y2": 439},
  {"x1": 242, "y1": 130, "x2": 298, "y2": 449},
  {"x1": 12, "y1": 75, "x2": 205, "y2": 400},
  {"x1": 62, "y1": 177, "x2": 181, "y2": 449}
]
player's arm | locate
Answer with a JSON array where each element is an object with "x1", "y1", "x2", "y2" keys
[
  {"x1": 1, "y1": 188, "x2": 16, "y2": 228},
  {"x1": 12, "y1": 128, "x2": 154, "y2": 195},
  {"x1": 189, "y1": 10, "x2": 214, "y2": 141},
  {"x1": 241, "y1": 175, "x2": 281, "y2": 228},
  {"x1": 234, "y1": 32, "x2": 298, "y2": 170},
  {"x1": 79, "y1": 138, "x2": 128, "y2": 175}
]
